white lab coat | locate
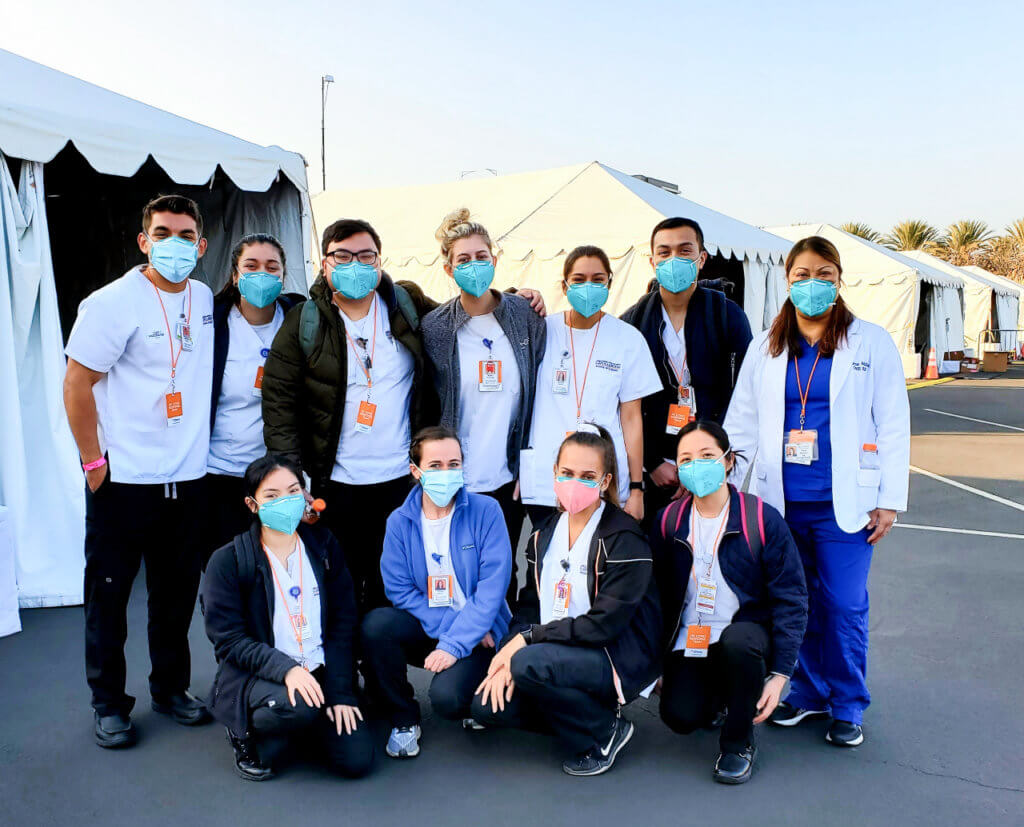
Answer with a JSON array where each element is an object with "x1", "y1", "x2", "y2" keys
[{"x1": 724, "y1": 317, "x2": 910, "y2": 534}]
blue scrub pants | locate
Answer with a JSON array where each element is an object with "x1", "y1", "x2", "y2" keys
[{"x1": 784, "y1": 501, "x2": 873, "y2": 725}]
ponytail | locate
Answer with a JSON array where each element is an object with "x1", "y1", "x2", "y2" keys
[{"x1": 556, "y1": 423, "x2": 620, "y2": 507}]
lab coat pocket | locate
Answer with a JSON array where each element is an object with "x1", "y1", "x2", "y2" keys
[
  {"x1": 755, "y1": 464, "x2": 768, "y2": 482},
  {"x1": 857, "y1": 467, "x2": 881, "y2": 488}
]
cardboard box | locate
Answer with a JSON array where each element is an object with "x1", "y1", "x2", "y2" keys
[
  {"x1": 962, "y1": 357, "x2": 980, "y2": 373},
  {"x1": 981, "y1": 351, "x2": 1009, "y2": 373}
]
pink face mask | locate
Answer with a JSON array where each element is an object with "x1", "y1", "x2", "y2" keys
[{"x1": 554, "y1": 476, "x2": 603, "y2": 515}]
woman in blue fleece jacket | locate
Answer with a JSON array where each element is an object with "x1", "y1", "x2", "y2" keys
[{"x1": 361, "y1": 426, "x2": 512, "y2": 760}]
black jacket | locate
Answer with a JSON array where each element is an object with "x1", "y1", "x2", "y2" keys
[
  {"x1": 201, "y1": 521, "x2": 359, "y2": 738},
  {"x1": 620, "y1": 286, "x2": 753, "y2": 471},
  {"x1": 210, "y1": 292, "x2": 305, "y2": 430},
  {"x1": 513, "y1": 504, "x2": 662, "y2": 702},
  {"x1": 649, "y1": 486, "x2": 808, "y2": 677}
]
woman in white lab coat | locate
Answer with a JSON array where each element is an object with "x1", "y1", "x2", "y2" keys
[{"x1": 723, "y1": 235, "x2": 909, "y2": 748}]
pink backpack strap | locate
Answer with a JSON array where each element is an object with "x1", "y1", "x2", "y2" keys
[
  {"x1": 739, "y1": 492, "x2": 750, "y2": 549},
  {"x1": 660, "y1": 496, "x2": 692, "y2": 541},
  {"x1": 757, "y1": 497, "x2": 765, "y2": 546},
  {"x1": 738, "y1": 492, "x2": 764, "y2": 560}
]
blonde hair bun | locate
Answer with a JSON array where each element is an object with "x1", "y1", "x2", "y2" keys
[{"x1": 436, "y1": 208, "x2": 493, "y2": 260}]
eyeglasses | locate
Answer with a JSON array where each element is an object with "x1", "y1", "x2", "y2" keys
[{"x1": 325, "y1": 249, "x2": 378, "y2": 266}]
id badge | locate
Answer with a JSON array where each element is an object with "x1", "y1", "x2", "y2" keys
[
  {"x1": 252, "y1": 365, "x2": 265, "y2": 398},
  {"x1": 678, "y1": 385, "x2": 695, "y2": 414},
  {"x1": 428, "y1": 574, "x2": 453, "y2": 608},
  {"x1": 696, "y1": 579, "x2": 717, "y2": 615},
  {"x1": 666, "y1": 404, "x2": 691, "y2": 435},
  {"x1": 355, "y1": 400, "x2": 377, "y2": 433},
  {"x1": 552, "y1": 368, "x2": 569, "y2": 394},
  {"x1": 479, "y1": 360, "x2": 502, "y2": 392},
  {"x1": 294, "y1": 614, "x2": 313, "y2": 641},
  {"x1": 784, "y1": 429, "x2": 818, "y2": 465},
  {"x1": 166, "y1": 392, "x2": 183, "y2": 427},
  {"x1": 551, "y1": 580, "x2": 572, "y2": 619},
  {"x1": 177, "y1": 322, "x2": 194, "y2": 352},
  {"x1": 684, "y1": 624, "x2": 711, "y2": 658}
]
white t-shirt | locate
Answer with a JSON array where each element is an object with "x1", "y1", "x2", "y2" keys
[
  {"x1": 521, "y1": 313, "x2": 661, "y2": 505},
  {"x1": 267, "y1": 538, "x2": 325, "y2": 671},
  {"x1": 65, "y1": 267, "x2": 214, "y2": 484},
  {"x1": 208, "y1": 304, "x2": 284, "y2": 476},
  {"x1": 456, "y1": 313, "x2": 521, "y2": 492},
  {"x1": 674, "y1": 504, "x2": 741, "y2": 648},
  {"x1": 420, "y1": 509, "x2": 467, "y2": 611},
  {"x1": 539, "y1": 503, "x2": 604, "y2": 624},
  {"x1": 331, "y1": 293, "x2": 415, "y2": 485},
  {"x1": 661, "y1": 305, "x2": 688, "y2": 383}
]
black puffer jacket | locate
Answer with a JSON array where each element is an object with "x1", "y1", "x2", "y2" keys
[{"x1": 260, "y1": 274, "x2": 438, "y2": 489}]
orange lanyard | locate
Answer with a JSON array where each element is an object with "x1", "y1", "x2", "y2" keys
[
  {"x1": 793, "y1": 350, "x2": 823, "y2": 431},
  {"x1": 689, "y1": 502, "x2": 729, "y2": 587},
  {"x1": 568, "y1": 312, "x2": 602, "y2": 422},
  {"x1": 151, "y1": 281, "x2": 192, "y2": 386},
  {"x1": 265, "y1": 540, "x2": 306, "y2": 663},
  {"x1": 666, "y1": 351, "x2": 689, "y2": 396},
  {"x1": 343, "y1": 294, "x2": 378, "y2": 389}
]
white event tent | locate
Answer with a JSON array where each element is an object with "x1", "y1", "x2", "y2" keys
[
  {"x1": 312, "y1": 162, "x2": 793, "y2": 330},
  {"x1": 767, "y1": 224, "x2": 965, "y2": 379},
  {"x1": 962, "y1": 265, "x2": 1024, "y2": 353},
  {"x1": 902, "y1": 251, "x2": 1020, "y2": 355},
  {"x1": 0, "y1": 49, "x2": 312, "y2": 624}
]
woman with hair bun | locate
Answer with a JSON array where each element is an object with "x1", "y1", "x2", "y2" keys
[
  {"x1": 421, "y1": 209, "x2": 548, "y2": 609},
  {"x1": 724, "y1": 236, "x2": 910, "y2": 748}
]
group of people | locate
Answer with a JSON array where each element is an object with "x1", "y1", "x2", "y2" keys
[{"x1": 62, "y1": 194, "x2": 910, "y2": 785}]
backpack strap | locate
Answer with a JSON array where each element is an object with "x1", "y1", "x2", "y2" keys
[
  {"x1": 739, "y1": 492, "x2": 765, "y2": 560},
  {"x1": 232, "y1": 532, "x2": 257, "y2": 590},
  {"x1": 659, "y1": 495, "x2": 693, "y2": 541},
  {"x1": 299, "y1": 299, "x2": 320, "y2": 360},
  {"x1": 394, "y1": 283, "x2": 420, "y2": 332}
]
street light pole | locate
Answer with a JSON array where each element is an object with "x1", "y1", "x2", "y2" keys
[{"x1": 321, "y1": 74, "x2": 334, "y2": 191}]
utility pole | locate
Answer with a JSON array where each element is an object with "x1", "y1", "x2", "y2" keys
[{"x1": 321, "y1": 74, "x2": 334, "y2": 191}]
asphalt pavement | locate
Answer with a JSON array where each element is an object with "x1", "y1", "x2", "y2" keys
[{"x1": 2, "y1": 370, "x2": 1023, "y2": 827}]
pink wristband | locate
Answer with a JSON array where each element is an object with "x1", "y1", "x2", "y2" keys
[{"x1": 82, "y1": 457, "x2": 107, "y2": 472}]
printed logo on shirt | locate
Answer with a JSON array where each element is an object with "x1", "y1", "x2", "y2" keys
[
  {"x1": 461, "y1": 544, "x2": 476, "y2": 551},
  {"x1": 853, "y1": 361, "x2": 871, "y2": 372},
  {"x1": 202, "y1": 314, "x2": 214, "y2": 325},
  {"x1": 147, "y1": 330, "x2": 166, "y2": 339},
  {"x1": 595, "y1": 359, "x2": 622, "y2": 372}
]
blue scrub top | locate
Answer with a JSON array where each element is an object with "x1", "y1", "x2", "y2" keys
[{"x1": 782, "y1": 342, "x2": 833, "y2": 501}]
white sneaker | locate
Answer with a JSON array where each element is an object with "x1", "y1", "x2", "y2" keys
[{"x1": 386, "y1": 725, "x2": 421, "y2": 758}]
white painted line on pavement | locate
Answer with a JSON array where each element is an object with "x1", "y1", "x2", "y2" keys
[
  {"x1": 910, "y1": 465, "x2": 1024, "y2": 513},
  {"x1": 894, "y1": 523, "x2": 1024, "y2": 540},
  {"x1": 922, "y1": 408, "x2": 1024, "y2": 432}
]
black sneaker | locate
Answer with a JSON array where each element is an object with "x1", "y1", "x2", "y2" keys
[
  {"x1": 562, "y1": 717, "x2": 635, "y2": 777},
  {"x1": 226, "y1": 728, "x2": 275, "y2": 781},
  {"x1": 768, "y1": 702, "x2": 828, "y2": 727},
  {"x1": 713, "y1": 745, "x2": 757, "y2": 785},
  {"x1": 826, "y1": 719, "x2": 864, "y2": 747},
  {"x1": 94, "y1": 712, "x2": 137, "y2": 749}
]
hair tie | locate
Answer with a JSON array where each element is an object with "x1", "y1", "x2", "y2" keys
[{"x1": 575, "y1": 423, "x2": 601, "y2": 435}]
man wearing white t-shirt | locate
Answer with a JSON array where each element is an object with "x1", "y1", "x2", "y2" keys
[
  {"x1": 262, "y1": 219, "x2": 438, "y2": 614},
  {"x1": 63, "y1": 195, "x2": 215, "y2": 748}
]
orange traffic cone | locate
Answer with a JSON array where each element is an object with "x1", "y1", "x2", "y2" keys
[{"x1": 924, "y1": 346, "x2": 939, "y2": 380}]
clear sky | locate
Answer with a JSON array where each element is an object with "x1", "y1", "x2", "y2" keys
[{"x1": 2, "y1": 0, "x2": 1022, "y2": 234}]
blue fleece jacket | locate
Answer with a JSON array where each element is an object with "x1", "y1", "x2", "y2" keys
[{"x1": 380, "y1": 486, "x2": 512, "y2": 659}]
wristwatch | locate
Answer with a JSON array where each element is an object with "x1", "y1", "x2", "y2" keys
[
  {"x1": 629, "y1": 480, "x2": 645, "y2": 492},
  {"x1": 520, "y1": 626, "x2": 533, "y2": 645}
]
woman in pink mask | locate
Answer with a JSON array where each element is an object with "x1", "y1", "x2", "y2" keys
[{"x1": 472, "y1": 425, "x2": 662, "y2": 777}]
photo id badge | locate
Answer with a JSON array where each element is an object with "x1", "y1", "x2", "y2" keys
[
  {"x1": 252, "y1": 365, "x2": 265, "y2": 398},
  {"x1": 176, "y1": 321, "x2": 194, "y2": 352},
  {"x1": 552, "y1": 368, "x2": 569, "y2": 394},
  {"x1": 479, "y1": 359, "x2": 502, "y2": 391},
  {"x1": 428, "y1": 574, "x2": 453, "y2": 607},
  {"x1": 684, "y1": 624, "x2": 711, "y2": 658},
  {"x1": 784, "y1": 429, "x2": 818, "y2": 465},
  {"x1": 678, "y1": 385, "x2": 696, "y2": 414},
  {"x1": 552, "y1": 580, "x2": 572, "y2": 619},
  {"x1": 696, "y1": 579, "x2": 717, "y2": 615},
  {"x1": 666, "y1": 404, "x2": 692, "y2": 435},
  {"x1": 165, "y1": 392, "x2": 183, "y2": 427},
  {"x1": 356, "y1": 400, "x2": 377, "y2": 433},
  {"x1": 294, "y1": 613, "x2": 313, "y2": 641}
]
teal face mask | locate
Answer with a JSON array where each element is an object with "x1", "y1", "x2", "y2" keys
[
  {"x1": 789, "y1": 278, "x2": 838, "y2": 318},
  {"x1": 655, "y1": 257, "x2": 698, "y2": 294},
  {"x1": 330, "y1": 261, "x2": 378, "y2": 300},
  {"x1": 238, "y1": 272, "x2": 283, "y2": 308},
  {"x1": 258, "y1": 494, "x2": 306, "y2": 535},
  {"x1": 566, "y1": 282, "x2": 609, "y2": 318},
  {"x1": 452, "y1": 260, "x2": 495, "y2": 297},
  {"x1": 148, "y1": 236, "x2": 198, "y2": 283},
  {"x1": 417, "y1": 467, "x2": 464, "y2": 508},
  {"x1": 677, "y1": 452, "x2": 728, "y2": 498}
]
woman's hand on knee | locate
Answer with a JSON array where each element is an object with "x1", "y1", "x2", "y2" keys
[
  {"x1": 753, "y1": 674, "x2": 788, "y2": 724},
  {"x1": 424, "y1": 649, "x2": 457, "y2": 673},
  {"x1": 475, "y1": 670, "x2": 514, "y2": 714},
  {"x1": 327, "y1": 704, "x2": 363, "y2": 735},
  {"x1": 285, "y1": 665, "x2": 324, "y2": 709}
]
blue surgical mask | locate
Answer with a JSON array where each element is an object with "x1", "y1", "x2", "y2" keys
[
  {"x1": 452, "y1": 260, "x2": 495, "y2": 297},
  {"x1": 789, "y1": 278, "x2": 838, "y2": 318},
  {"x1": 330, "y1": 261, "x2": 378, "y2": 300},
  {"x1": 238, "y1": 271, "x2": 283, "y2": 308},
  {"x1": 677, "y1": 451, "x2": 728, "y2": 498},
  {"x1": 416, "y1": 467, "x2": 464, "y2": 508},
  {"x1": 566, "y1": 282, "x2": 609, "y2": 318},
  {"x1": 258, "y1": 493, "x2": 306, "y2": 535},
  {"x1": 655, "y1": 257, "x2": 698, "y2": 294},
  {"x1": 148, "y1": 236, "x2": 198, "y2": 283}
]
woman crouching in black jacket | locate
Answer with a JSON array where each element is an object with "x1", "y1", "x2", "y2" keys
[
  {"x1": 472, "y1": 425, "x2": 661, "y2": 777},
  {"x1": 650, "y1": 420, "x2": 807, "y2": 784},
  {"x1": 202, "y1": 454, "x2": 374, "y2": 781}
]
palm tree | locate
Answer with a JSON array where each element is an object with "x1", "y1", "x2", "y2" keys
[
  {"x1": 1004, "y1": 218, "x2": 1024, "y2": 244},
  {"x1": 934, "y1": 219, "x2": 994, "y2": 265},
  {"x1": 840, "y1": 222, "x2": 881, "y2": 243},
  {"x1": 881, "y1": 220, "x2": 940, "y2": 251}
]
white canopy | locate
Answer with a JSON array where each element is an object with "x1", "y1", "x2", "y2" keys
[
  {"x1": 962, "y1": 265, "x2": 1024, "y2": 352},
  {"x1": 766, "y1": 224, "x2": 965, "y2": 378},
  {"x1": 313, "y1": 161, "x2": 792, "y2": 328}
]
